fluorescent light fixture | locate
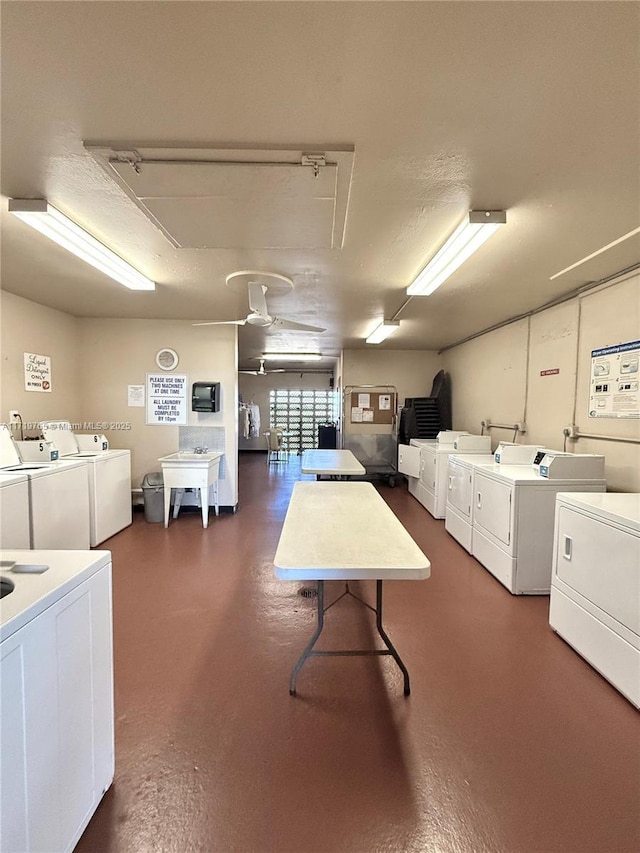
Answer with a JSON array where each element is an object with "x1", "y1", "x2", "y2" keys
[
  {"x1": 366, "y1": 320, "x2": 400, "y2": 344},
  {"x1": 8, "y1": 198, "x2": 155, "y2": 291},
  {"x1": 407, "y1": 210, "x2": 506, "y2": 296},
  {"x1": 262, "y1": 352, "x2": 322, "y2": 362}
]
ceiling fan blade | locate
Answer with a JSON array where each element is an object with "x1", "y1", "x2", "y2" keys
[
  {"x1": 270, "y1": 317, "x2": 326, "y2": 333},
  {"x1": 248, "y1": 281, "x2": 269, "y2": 318},
  {"x1": 239, "y1": 370, "x2": 259, "y2": 375},
  {"x1": 192, "y1": 319, "x2": 246, "y2": 326},
  {"x1": 267, "y1": 368, "x2": 286, "y2": 373}
]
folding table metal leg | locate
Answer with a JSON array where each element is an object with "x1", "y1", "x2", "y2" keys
[
  {"x1": 289, "y1": 580, "x2": 324, "y2": 695},
  {"x1": 375, "y1": 580, "x2": 411, "y2": 695},
  {"x1": 288, "y1": 579, "x2": 411, "y2": 696}
]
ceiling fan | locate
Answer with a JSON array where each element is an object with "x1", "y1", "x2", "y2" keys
[
  {"x1": 239, "y1": 358, "x2": 285, "y2": 376},
  {"x1": 193, "y1": 280, "x2": 325, "y2": 333}
]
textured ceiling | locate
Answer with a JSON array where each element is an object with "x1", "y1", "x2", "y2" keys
[{"x1": 1, "y1": 1, "x2": 638, "y2": 370}]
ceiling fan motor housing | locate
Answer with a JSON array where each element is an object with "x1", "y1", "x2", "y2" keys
[{"x1": 246, "y1": 312, "x2": 272, "y2": 327}]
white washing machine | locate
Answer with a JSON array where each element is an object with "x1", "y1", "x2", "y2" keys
[
  {"x1": 0, "y1": 425, "x2": 90, "y2": 550},
  {"x1": 398, "y1": 432, "x2": 491, "y2": 518},
  {"x1": 549, "y1": 492, "x2": 640, "y2": 707},
  {"x1": 444, "y1": 453, "x2": 496, "y2": 551},
  {"x1": 472, "y1": 453, "x2": 607, "y2": 594},
  {"x1": 41, "y1": 422, "x2": 132, "y2": 547},
  {"x1": 0, "y1": 473, "x2": 30, "y2": 548}
]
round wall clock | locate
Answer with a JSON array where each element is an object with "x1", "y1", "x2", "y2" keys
[{"x1": 155, "y1": 348, "x2": 179, "y2": 371}]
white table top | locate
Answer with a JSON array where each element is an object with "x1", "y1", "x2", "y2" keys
[
  {"x1": 301, "y1": 449, "x2": 365, "y2": 476},
  {"x1": 274, "y1": 481, "x2": 430, "y2": 580}
]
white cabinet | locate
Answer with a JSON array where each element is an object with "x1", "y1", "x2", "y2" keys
[
  {"x1": 1, "y1": 558, "x2": 114, "y2": 852},
  {"x1": 550, "y1": 493, "x2": 640, "y2": 708}
]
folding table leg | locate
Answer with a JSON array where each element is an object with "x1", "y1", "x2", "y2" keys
[{"x1": 289, "y1": 580, "x2": 324, "y2": 696}]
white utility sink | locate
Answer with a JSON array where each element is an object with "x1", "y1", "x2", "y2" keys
[
  {"x1": 159, "y1": 451, "x2": 222, "y2": 463},
  {"x1": 158, "y1": 452, "x2": 224, "y2": 528}
]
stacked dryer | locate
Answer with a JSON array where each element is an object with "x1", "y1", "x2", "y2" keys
[
  {"x1": 41, "y1": 421, "x2": 132, "y2": 546},
  {"x1": 0, "y1": 423, "x2": 90, "y2": 549}
]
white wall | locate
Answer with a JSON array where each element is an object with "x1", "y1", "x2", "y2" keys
[
  {"x1": 443, "y1": 273, "x2": 640, "y2": 492},
  {"x1": 0, "y1": 291, "x2": 82, "y2": 431},
  {"x1": 79, "y1": 319, "x2": 239, "y2": 506}
]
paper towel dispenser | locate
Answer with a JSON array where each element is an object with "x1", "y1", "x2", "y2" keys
[{"x1": 192, "y1": 382, "x2": 220, "y2": 413}]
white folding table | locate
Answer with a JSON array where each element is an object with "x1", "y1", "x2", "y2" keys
[
  {"x1": 301, "y1": 448, "x2": 365, "y2": 480},
  {"x1": 274, "y1": 481, "x2": 430, "y2": 695}
]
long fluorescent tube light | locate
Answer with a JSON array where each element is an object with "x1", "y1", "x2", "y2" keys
[
  {"x1": 366, "y1": 320, "x2": 400, "y2": 344},
  {"x1": 262, "y1": 352, "x2": 322, "y2": 362},
  {"x1": 8, "y1": 198, "x2": 155, "y2": 291},
  {"x1": 407, "y1": 210, "x2": 506, "y2": 296}
]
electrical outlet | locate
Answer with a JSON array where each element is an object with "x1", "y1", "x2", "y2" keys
[
  {"x1": 516, "y1": 422, "x2": 527, "y2": 434},
  {"x1": 567, "y1": 423, "x2": 579, "y2": 439},
  {"x1": 9, "y1": 410, "x2": 22, "y2": 422}
]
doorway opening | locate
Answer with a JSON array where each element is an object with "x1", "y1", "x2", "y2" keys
[{"x1": 269, "y1": 389, "x2": 338, "y2": 454}]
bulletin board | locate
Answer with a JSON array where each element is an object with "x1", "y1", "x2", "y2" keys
[{"x1": 350, "y1": 391, "x2": 396, "y2": 424}]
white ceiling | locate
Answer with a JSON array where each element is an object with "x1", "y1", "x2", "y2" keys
[{"x1": 1, "y1": 1, "x2": 639, "y2": 371}]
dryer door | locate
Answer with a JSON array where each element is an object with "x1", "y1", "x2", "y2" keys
[
  {"x1": 474, "y1": 473, "x2": 513, "y2": 546},
  {"x1": 447, "y1": 460, "x2": 472, "y2": 519},
  {"x1": 398, "y1": 444, "x2": 421, "y2": 478}
]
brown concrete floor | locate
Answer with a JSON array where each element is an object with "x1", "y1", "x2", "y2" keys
[{"x1": 76, "y1": 453, "x2": 640, "y2": 853}]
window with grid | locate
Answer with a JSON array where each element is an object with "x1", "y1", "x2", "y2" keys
[{"x1": 269, "y1": 389, "x2": 338, "y2": 453}]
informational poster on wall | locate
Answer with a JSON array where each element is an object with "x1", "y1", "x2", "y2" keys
[
  {"x1": 146, "y1": 373, "x2": 188, "y2": 425},
  {"x1": 24, "y1": 352, "x2": 52, "y2": 392},
  {"x1": 589, "y1": 339, "x2": 639, "y2": 419}
]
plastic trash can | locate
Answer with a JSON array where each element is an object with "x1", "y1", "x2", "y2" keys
[
  {"x1": 318, "y1": 423, "x2": 337, "y2": 449},
  {"x1": 141, "y1": 472, "x2": 164, "y2": 523}
]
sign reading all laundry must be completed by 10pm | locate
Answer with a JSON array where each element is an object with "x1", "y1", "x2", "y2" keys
[
  {"x1": 589, "y1": 339, "x2": 639, "y2": 419},
  {"x1": 146, "y1": 373, "x2": 188, "y2": 425}
]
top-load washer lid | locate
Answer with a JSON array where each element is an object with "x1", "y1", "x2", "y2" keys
[{"x1": 40, "y1": 420, "x2": 79, "y2": 456}]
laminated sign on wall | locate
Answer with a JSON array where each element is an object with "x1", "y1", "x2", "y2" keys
[
  {"x1": 146, "y1": 373, "x2": 188, "y2": 425},
  {"x1": 589, "y1": 339, "x2": 640, "y2": 419},
  {"x1": 24, "y1": 352, "x2": 52, "y2": 392}
]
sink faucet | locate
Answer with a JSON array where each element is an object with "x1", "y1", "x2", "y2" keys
[{"x1": 193, "y1": 446, "x2": 208, "y2": 454}]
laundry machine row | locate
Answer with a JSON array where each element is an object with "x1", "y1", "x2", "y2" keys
[
  {"x1": 445, "y1": 443, "x2": 548, "y2": 553},
  {"x1": 398, "y1": 431, "x2": 492, "y2": 518},
  {"x1": 41, "y1": 421, "x2": 132, "y2": 547},
  {"x1": 0, "y1": 424, "x2": 90, "y2": 550}
]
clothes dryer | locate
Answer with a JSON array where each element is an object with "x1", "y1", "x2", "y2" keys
[
  {"x1": 41, "y1": 422, "x2": 132, "y2": 546},
  {"x1": 444, "y1": 453, "x2": 496, "y2": 551},
  {"x1": 550, "y1": 492, "x2": 640, "y2": 708},
  {"x1": 471, "y1": 455, "x2": 606, "y2": 594},
  {"x1": 399, "y1": 432, "x2": 491, "y2": 518},
  {"x1": 0, "y1": 424, "x2": 90, "y2": 549},
  {"x1": 0, "y1": 472, "x2": 30, "y2": 548}
]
